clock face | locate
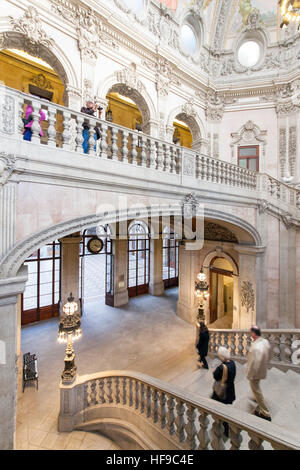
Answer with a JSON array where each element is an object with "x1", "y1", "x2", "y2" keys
[{"x1": 87, "y1": 237, "x2": 103, "y2": 254}]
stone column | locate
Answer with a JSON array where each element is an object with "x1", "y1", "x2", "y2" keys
[
  {"x1": 177, "y1": 244, "x2": 199, "y2": 324},
  {"x1": 234, "y1": 245, "x2": 265, "y2": 329},
  {"x1": 113, "y1": 239, "x2": 129, "y2": 307},
  {"x1": 0, "y1": 266, "x2": 28, "y2": 450},
  {"x1": 59, "y1": 234, "x2": 82, "y2": 316},
  {"x1": 149, "y1": 238, "x2": 164, "y2": 296}
]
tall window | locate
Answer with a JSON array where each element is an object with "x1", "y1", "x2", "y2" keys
[
  {"x1": 80, "y1": 225, "x2": 113, "y2": 305},
  {"x1": 238, "y1": 146, "x2": 259, "y2": 171},
  {"x1": 128, "y1": 220, "x2": 150, "y2": 297},
  {"x1": 163, "y1": 227, "x2": 179, "y2": 288},
  {"x1": 22, "y1": 241, "x2": 61, "y2": 325}
]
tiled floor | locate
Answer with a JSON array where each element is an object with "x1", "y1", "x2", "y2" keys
[{"x1": 16, "y1": 288, "x2": 195, "y2": 450}]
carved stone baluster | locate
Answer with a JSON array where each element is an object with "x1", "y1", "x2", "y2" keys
[
  {"x1": 140, "y1": 135, "x2": 147, "y2": 167},
  {"x1": 47, "y1": 105, "x2": 57, "y2": 148},
  {"x1": 270, "y1": 334, "x2": 281, "y2": 362},
  {"x1": 115, "y1": 377, "x2": 120, "y2": 404},
  {"x1": 88, "y1": 118, "x2": 96, "y2": 156},
  {"x1": 94, "y1": 379, "x2": 101, "y2": 405},
  {"x1": 76, "y1": 115, "x2": 84, "y2": 153},
  {"x1": 99, "y1": 379, "x2": 105, "y2": 404},
  {"x1": 211, "y1": 159, "x2": 216, "y2": 183},
  {"x1": 157, "y1": 141, "x2": 163, "y2": 171},
  {"x1": 223, "y1": 163, "x2": 228, "y2": 185},
  {"x1": 167, "y1": 395, "x2": 176, "y2": 436},
  {"x1": 195, "y1": 155, "x2": 200, "y2": 179},
  {"x1": 122, "y1": 377, "x2": 127, "y2": 405},
  {"x1": 159, "y1": 391, "x2": 167, "y2": 429},
  {"x1": 86, "y1": 382, "x2": 92, "y2": 407},
  {"x1": 220, "y1": 161, "x2": 224, "y2": 184},
  {"x1": 30, "y1": 100, "x2": 42, "y2": 143},
  {"x1": 229, "y1": 333, "x2": 236, "y2": 357},
  {"x1": 211, "y1": 418, "x2": 225, "y2": 450},
  {"x1": 106, "y1": 377, "x2": 113, "y2": 404},
  {"x1": 100, "y1": 122, "x2": 108, "y2": 159},
  {"x1": 175, "y1": 400, "x2": 187, "y2": 443},
  {"x1": 111, "y1": 126, "x2": 118, "y2": 161},
  {"x1": 201, "y1": 156, "x2": 207, "y2": 181},
  {"x1": 152, "y1": 389, "x2": 159, "y2": 423},
  {"x1": 164, "y1": 144, "x2": 171, "y2": 172},
  {"x1": 223, "y1": 332, "x2": 229, "y2": 351},
  {"x1": 186, "y1": 405, "x2": 197, "y2": 450},
  {"x1": 131, "y1": 132, "x2": 138, "y2": 165},
  {"x1": 18, "y1": 98, "x2": 25, "y2": 138},
  {"x1": 176, "y1": 148, "x2": 182, "y2": 174},
  {"x1": 206, "y1": 158, "x2": 212, "y2": 182},
  {"x1": 229, "y1": 424, "x2": 242, "y2": 450},
  {"x1": 170, "y1": 146, "x2": 175, "y2": 174},
  {"x1": 128, "y1": 378, "x2": 133, "y2": 407},
  {"x1": 246, "y1": 333, "x2": 252, "y2": 356},
  {"x1": 149, "y1": 139, "x2": 156, "y2": 169},
  {"x1": 140, "y1": 382, "x2": 145, "y2": 414},
  {"x1": 215, "y1": 160, "x2": 220, "y2": 183},
  {"x1": 135, "y1": 380, "x2": 139, "y2": 410},
  {"x1": 61, "y1": 110, "x2": 71, "y2": 151},
  {"x1": 146, "y1": 386, "x2": 152, "y2": 418},
  {"x1": 281, "y1": 333, "x2": 292, "y2": 364},
  {"x1": 197, "y1": 411, "x2": 209, "y2": 450},
  {"x1": 237, "y1": 333, "x2": 244, "y2": 358},
  {"x1": 121, "y1": 129, "x2": 129, "y2": 163},
  {"x1": 248, "y1": 433, "x2": 264, "y2": 450}
]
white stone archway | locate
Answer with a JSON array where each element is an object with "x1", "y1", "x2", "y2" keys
[
  {"x1": 96, "y1": 64, "x2": 158, "y2": 136},
  {"x1": 202, "y1": 249, "x2": 239, "y2": 328},
  {"x1": 0, "y1": 13, "x2": 80, "y2": 107},
  {"x1": 166, "y1": 100, "x2": 207, "y2": 151}
]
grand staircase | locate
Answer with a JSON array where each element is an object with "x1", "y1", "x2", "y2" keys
[{"x1": 159, "y1": 351, "x2": 300, "y2": 435}]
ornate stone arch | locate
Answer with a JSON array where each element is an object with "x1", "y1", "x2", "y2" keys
[
  {"x1": 202, "y1": 248, "x2": 239, "y2": 326},
  {"x1": 96, "y1": 63, "x2": 157, "y2": 134},
  {"x1": 166, "y1": 99, "x2": 206, "y2": 149},
  {"x1": 0, "y1": 8, "x2": 79, "y2": 106},
  {"x1": 231, "y1": 120, "x2": 267, "y2": 171}
]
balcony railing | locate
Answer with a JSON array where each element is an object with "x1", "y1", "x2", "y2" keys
[
  {"x1": 1, "y1": 85, "x2": 300, "y2": 212},
  {"x1": 209, "y1": 329, "x2": 300, "y2": 374},
  {"x1": 58, "y1": 369, "x2": 300, "y2": 450}
]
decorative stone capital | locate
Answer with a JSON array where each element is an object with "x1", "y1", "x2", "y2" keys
[
  {"x1": 115, "y1": 63, "x2": 145, "y2": 95},
  {"x1": 276, "y1": 100, "x2": 297, "y2": 116},
  {"x1": 0, "y1": 153, "x2": 16, "y2": 186}
]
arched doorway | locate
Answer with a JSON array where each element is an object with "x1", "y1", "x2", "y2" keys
[
  {"x1": 209, "y1": 257, "x2": 234, "y2": 328},
  {"x1": 105, "y1": 90, "x2": 143, "y2": 131},
  {"x1": 173, "y1": 116, "x2": 193, "y2": 148},
  {"x1": 128, "y1": 220, "x2": 150, "y2": 297}
]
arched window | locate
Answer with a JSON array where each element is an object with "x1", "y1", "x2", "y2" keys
[
  {"x1": 128, "y1": 220, "x2": 150, "y2": 297},
  {"x1": 21, "y1": 241, "x2": 61, "y2": 325},
  {"x1": 80, "y1": 225, "x2": 113, "y2": 306},
  {"x1": 163, "y1": 227, "x2": 179, "y2": 288}
]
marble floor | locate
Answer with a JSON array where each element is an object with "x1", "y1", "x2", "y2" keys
[{"x1": 16, "y1": 288, "x2": 196, "y2": 450}]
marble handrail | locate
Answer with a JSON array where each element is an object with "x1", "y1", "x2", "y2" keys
[
  {"x1": 58, "y1": 369, "x2": 300, "y2": 450},
  {"x1": 209, "y1": 329, "x2": 300, "y2": 372}
]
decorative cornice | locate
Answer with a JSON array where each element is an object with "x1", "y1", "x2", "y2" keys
[{"x1": 10, "y1": 6, "x2": 53, "y2": 49}]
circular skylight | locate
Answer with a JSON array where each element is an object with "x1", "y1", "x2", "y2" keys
[
  {"x1": 124, "y1": 0, "x2": 144, "y2": 14},
  {"x1": 237, "y1": 41, "x2": 261, "y2": 68},
  {"x1": 180, "y1": 24, "x2": 197, "y2": 56}
]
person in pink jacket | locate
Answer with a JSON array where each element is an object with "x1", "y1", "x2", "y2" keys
[{"x1": 23, "y1": 104, "x2": 46, "y2": 141}]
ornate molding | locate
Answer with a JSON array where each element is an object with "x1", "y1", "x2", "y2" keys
[
  {"x1": 0, "y1": 153, "x2": 16, "y2": 186},
  {"x1": 115, "y1": 63, "x2": 146, "y2": 95},
  {"x1": 276, "y1": 100, "x2": 298, "y2": 116},
  {"x1": 231, "y1": 120, "x2": 267, "y2": 164},
  {"x1": 29, "y1": 73, "x2": 53, "y2": 90},
  {"x1": 241, "y1": 281, "x2": 255, "y2": 314},
  {"x1": 10, "y1": 7, "x2": 53, "y2": 49},
  {"x1": 0, "y1": 94, "x2": 15, "y2": 135},
  {"x1": 143, "y1": 57, "x2": 181, "y2": 97}
]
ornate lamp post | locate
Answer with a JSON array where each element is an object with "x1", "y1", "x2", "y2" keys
[
  {"x1": 58, "y1": 293, "x2": 82, "y2": 384},
  {"x1": 195, "y1": 268, "x2": 209, "y2": 325},
  {"x1": 280, "y1": 0, "x2": 300, "y2": 29}
]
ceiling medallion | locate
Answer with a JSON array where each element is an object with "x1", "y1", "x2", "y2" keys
[{"x1": 280, "y1": 0, "x2": 300, "y2": 30}]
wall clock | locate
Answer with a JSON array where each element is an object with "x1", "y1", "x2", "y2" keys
[{"x1": 87, "y1": 236, "x2": 103, "y2": 254}]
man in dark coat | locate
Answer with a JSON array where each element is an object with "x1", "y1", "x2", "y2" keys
[{"x1": 196, "y1": 322, "x2": 210, "y2": 369}]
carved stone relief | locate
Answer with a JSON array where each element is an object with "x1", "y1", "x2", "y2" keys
[
  {"x1": 0, "y1": 153, "x2": 16, "y2": 186},
  {"x1": 241, "y1": 281, "x2": 255, "y2": 314},
  {"x1": 10, "y1": 7, "x2": 53, "y2": 49},
  {"x1": 29, "y1": 73, "x2": 53, "y2": 90},
  {"x1": 0, "y1": 94, "x2": 15, "y2": 135}
]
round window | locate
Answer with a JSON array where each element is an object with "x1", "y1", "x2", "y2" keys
[
  {"x1": 180, "y1": 24, "x2": 197, "y2": 56},
  {"x1": 237, "y1": 41, "x2": 261, "y2": 68},
  {"x1": 124, "y1": 0, "x2": 144, "y2": 14}
]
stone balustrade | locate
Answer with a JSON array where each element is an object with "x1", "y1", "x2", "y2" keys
[
  {"x1": 209, "y1": 329, "x2": 300, "y2": 373},
  {"x1": 1, "y1": 85, "x2": 300, "y2": 213},
  {"x1": 58, "y1": 369, "x2": 300, "y2": 450}
]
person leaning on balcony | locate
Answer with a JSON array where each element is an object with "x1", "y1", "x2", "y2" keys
[
  {"x1": 80, "y1": 101, "x2": 102, "y2": 154},
  {"x1": 23, "y1": 104, "x2": 46, "y2": 141},
  {"x1": 211, "y1": 346, "x2": 236, "y2": 438},
  {"x1": 196, "y1": 322, "x2": 210, "y2": 369},
  {"x1": 246, "y1": 326, "x2": 272, "y2": 422}
]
